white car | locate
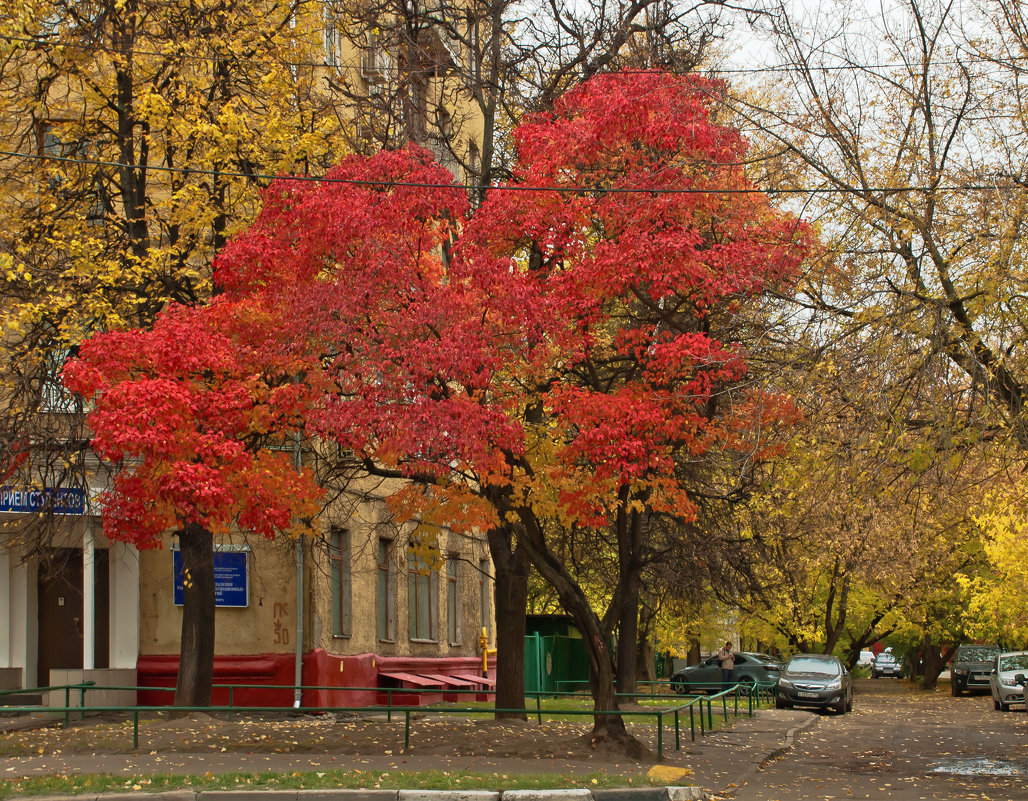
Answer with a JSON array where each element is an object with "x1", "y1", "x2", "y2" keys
[
  {"x1": 988, "y1": 651, "x2": 1028, "y2": 711},
  {"x1": 856, "y1": 650, "x2": 875, "y2": 668}
]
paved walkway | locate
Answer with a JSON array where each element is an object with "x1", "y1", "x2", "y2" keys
[{"x1": 0, "y1": 709, "x2": 819, "y2": 800}]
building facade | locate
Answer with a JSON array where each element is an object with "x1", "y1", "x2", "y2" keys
[{"x1": 1, "y1": 0, "x2": 492, "y2": 705}]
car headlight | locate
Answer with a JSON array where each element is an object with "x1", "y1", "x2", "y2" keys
[
  {"x1": 777, "y1": 679, "x2": 792, "y2": 689},
  {"x1": 825, "y1": 678, "x2": 842, "y2": 690},
  {"x1": 955, "y1": 668, "x2": 968, "y2": 675}
]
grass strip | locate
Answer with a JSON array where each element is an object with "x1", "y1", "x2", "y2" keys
[{"x1": 0, "y1": 768, "x2": 670, "y2": 799}]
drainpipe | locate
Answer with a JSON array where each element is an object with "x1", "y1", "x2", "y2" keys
[{"x1": 293, "y1": 433, "x2": 304, "y2": 709}]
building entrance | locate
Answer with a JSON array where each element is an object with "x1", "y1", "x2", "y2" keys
[{"x1": 36, "y1": 547, "x2": 109, "y2": 686}]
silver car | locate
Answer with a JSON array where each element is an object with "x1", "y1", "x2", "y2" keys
[
  {"x1": 775, "y1": 653, "x2": 853, "y2": 714},
  {"x1": 989, "y1": 651, "x2": 1028, "y2": 711}
]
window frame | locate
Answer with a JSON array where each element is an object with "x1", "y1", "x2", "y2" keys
[
  {"x1": 329, "y1": 527, "x2": 351, "y2": 638},
  {"x1": 479, "y1": 557, "x2": 491, "y2": 639},
  {"x1": 407, "y1": 546, "x2": 439, "y2": 642},
  {"x1": 377, "y1": 538, "x2": 396, "y2": 642},
  {"x1": 446, "y1": 554, "x2": 461, "y2": 645}
]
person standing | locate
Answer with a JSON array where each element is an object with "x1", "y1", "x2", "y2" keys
[{"x1": 717, "y1": 641, "x2": 735, "y2": 690}]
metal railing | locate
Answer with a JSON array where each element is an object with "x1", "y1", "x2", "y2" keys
[{"x1": 0, "y1": 679, "x2": 777, "y2": 760}]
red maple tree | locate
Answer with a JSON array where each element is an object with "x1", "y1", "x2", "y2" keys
[
  {"x1": 68, "y1": 72, "x2": 810, "y2": 749},
  {"x1": 63, "y1": 297, "x2": 323, "y2": 705}
]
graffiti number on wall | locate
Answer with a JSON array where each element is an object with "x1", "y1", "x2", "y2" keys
[{"x1": 273, "y1": 602, "x2": 289, "y2": 644}]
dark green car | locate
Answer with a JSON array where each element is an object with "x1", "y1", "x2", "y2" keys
[{"x1": 670, "y1": 651, "x2": 784, "y2": 694}]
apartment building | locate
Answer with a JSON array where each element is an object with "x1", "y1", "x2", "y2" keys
[{"x1": 1, "y1": 0, "x2": 493, "y2": 705}]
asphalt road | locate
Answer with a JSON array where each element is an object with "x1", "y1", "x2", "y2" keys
[{"x1": 734, "y1": 677, "x2": 1028, "y2": 801}]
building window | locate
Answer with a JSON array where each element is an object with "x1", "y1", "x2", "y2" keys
[
  {"x1": 377, "y1": 538, "x2": 396, "y2": 641},
  {"x1": 408, "y1": 544, "x2": 438, "y2": 641},
  {"x1": 361, "y1": 29, "x2": 389, "y2": 85},
  {"x1": 479, "y1": 557, "x2": 491, "y2": 638},
  {"x1": 323, "y1": 9, "x2": 338, "y2": 67},
  {"x1": 329, "y1": 528, "x2": 351, "y2": 637},
  {"x1": 40, "y1": 347, "x2": 78, "y2": 414},
  {"x1": 446, "y1": 555, "x2": 461, "y2": 645}
]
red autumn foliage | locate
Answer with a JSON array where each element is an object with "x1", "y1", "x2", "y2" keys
[
  {"x1": 66, "y1": 69, "x2": 809, "y2": 551},
  {"x1": 62, "y1": 299, "x2": 323, "y2": 547}
]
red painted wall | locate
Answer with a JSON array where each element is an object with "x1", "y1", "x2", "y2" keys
[
  {"x1": 137, "y1": 651, "x2": 496, "y2": 708},
  {"x1": 137, "y1": 654, "x2": 294, "y2": 706},
  {"x1": 302, "y1": 649, "x2": 379, "y2": 707}
]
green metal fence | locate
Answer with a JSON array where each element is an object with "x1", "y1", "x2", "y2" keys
[{"x1": 0, "y1": 679, "x2": 777, "y2": 760}]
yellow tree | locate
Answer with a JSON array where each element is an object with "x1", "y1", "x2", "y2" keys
[
  {"x1": 711, "y1": 0, "x2": 1028, "y2": 675},
  {"x1": 0, "y1": 0, "x2": 349, "y2": 519},
  {"x1": 0, "y1": 0, "x2": 351, "y2": 704},
  {"x1": 961, "y1": 473, "x2": 1028, "y2": 647},
  {"x1": 729, "y1": 309, "x2": 994, "y2": 688}
]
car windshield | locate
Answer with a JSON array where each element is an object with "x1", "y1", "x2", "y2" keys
[
  {"x1": 786, "y1": 656, "x2": 839, "y2": 676},
  {"x1": 956, "y1": 646, "x2": 999, "y2": 662},
  {"x1": 877, "y1": 654, "x2": 896, "y2": 663},
  {"x1": 999, "y1": 654, "x2": 1028, "y2": 672}
]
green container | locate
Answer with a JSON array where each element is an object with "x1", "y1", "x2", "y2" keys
[{"x1": 524, "y1": 631, "x2": 590, "y2": 695}]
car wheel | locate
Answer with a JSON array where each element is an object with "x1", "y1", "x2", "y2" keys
[
  {"x1": 872, "y1": 671, "x2": 879, "y2": 679},
  {"x1": 951, "y1": 682, "x2": 961, "y2": 697},
  {"x1": 846, "y1": 693, "x2": 853, "y2": 712},
  {"x1": 994, "y1": 697, "x2": 1001, "y2": 711},
  {"x1": 671, "y1": 677, "x2": 689, "y2": 695},
  {"x1": 834, "y1": 699, "x2": 847, "y2": 714},
  {"x1": 1000, "y1": 700, "x2": 1010, "y2": 712},
  {"x1": 775, "y1": 696, "x2": 785, "y2": 709}
]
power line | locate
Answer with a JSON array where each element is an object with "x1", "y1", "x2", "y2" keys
[
  {"x1": 0, "y1": 147, "x2": 1013, "y2": 197},
  {"x1": 0, "y1": 30, "x2": 1018, "y2": 79}
]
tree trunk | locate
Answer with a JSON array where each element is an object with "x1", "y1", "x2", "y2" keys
[
  {"x1": 488, "y1": 525, "x2": 530, "y2": 720},
  {"x1": 919, "y1": 638, "x2": 956, "y2": 691},
  {"x1": 175, "y1": 522, "x2": 215, "y2": 708},
  {"x1": 615, "y1": 580, "x2": 640, "y2": 693},
  {"x1": 614, "y1": 508, "x2": 643, "y2": 694},
  {"x1": 514, "y1": 511, "x2": 651, "y2": 759},
  {"x1": 635, "y1": 603, "x2": 657, "y2": 682}
]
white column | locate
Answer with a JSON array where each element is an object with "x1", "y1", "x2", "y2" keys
[
  {"x1": 0, "y1": 547, "x2": 10, "y2": 668},
  {"x1": 10, "y1": 556, "x2": 34, "y2": 687},
  {"x1": 109, "y1": 542, "x2": 140, "y2": 670},
  {"x1": 83, "y1": 522, "x2": 95, "y2": 670}
]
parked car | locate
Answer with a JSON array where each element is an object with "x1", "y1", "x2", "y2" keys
[
  {"x1": 775, "y1": 653, "x2": 853, "y2": 714},
  {"x1": 856, "y1": 650, "x2": 875, "y2": 669},
  {"x1": 670, "y1": 651, "x2": 784, "y2": 694},
  {"x1": 950, "y1": 644, "x2": 1002, "y2": 696},
  {"x1": 988, "y1": 651, "x2": 1028, "y2": 712},
  {"x1": 871, "y1": 652, "x2": 903, "y2": 678}
]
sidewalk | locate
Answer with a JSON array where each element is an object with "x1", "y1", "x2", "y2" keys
[{"x1": 0, "y1": 708, "x2": 818, "y2": 800}]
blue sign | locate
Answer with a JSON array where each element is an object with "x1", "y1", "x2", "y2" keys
[
  {"x1": 173, "y1": 548, "x2": 249, "y2": 607},
  {"x1": 0, "y1": 486, "x2": 86, "y2": 515}
]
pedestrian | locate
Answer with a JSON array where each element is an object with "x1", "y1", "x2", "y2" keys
[{"x1": 717, "y1": 640, "x2": 735, "y2": 690}]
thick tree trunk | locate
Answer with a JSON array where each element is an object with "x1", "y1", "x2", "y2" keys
[
  {"x1": 615, "y1": 580, "x2": 640, "y2": 693},
  {"x1": 513, "y1": 511, "x2": 651, "y2": 759},
  {"x1": 919, "y1": 638, "x2": 956, "y2": 690},
  {"x1": 614, "y1": 506, "x2": 643, "y2": 694},
  {"x1": 175, "y1": 522, "x2": 215, "y2": 708},
  {"x1": 635, "y1": 603, "x2": 657, "y2": 682},
  {"x1": 488, "y1": 525, "x2": 530, "y2": 720}
]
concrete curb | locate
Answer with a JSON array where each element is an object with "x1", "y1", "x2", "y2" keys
[
  {"x1": 758, "y1": 712, "x2": 820, "y2": 768},
  {"x1": 712, "y1": 713, "x2": 820, "y2": 799},
  {"x1": 13, "y1": 789, "x2": 705, "y2": 801}
]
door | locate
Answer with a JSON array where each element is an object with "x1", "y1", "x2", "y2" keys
[{"x1": 36, "y1": 547, "x2": 110, "y2": 687}]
